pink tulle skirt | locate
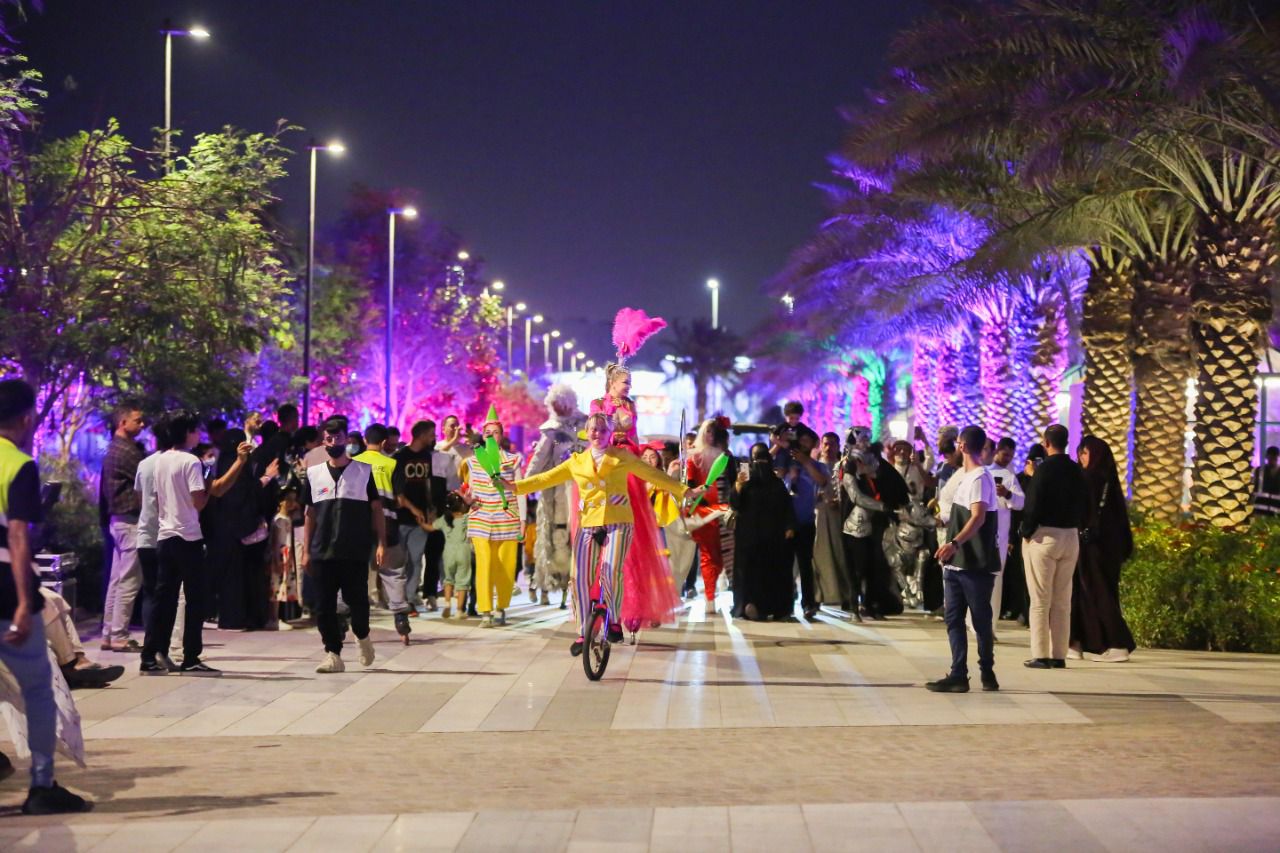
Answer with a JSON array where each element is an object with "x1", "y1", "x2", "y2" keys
[{"x1": 621, "y1": 473, "x2": 681, "y2": 633}]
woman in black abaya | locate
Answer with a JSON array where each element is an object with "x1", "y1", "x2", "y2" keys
[
  {"x1": 1070, "y1": 435, "x2": 1136, "y2": 662},
  {"x1": 730, "y1": 443, "x2": 797, "y2": 620}
]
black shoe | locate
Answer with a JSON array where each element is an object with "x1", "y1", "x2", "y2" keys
[
  {"x1": 139, "y1": 660, "x2": 169, "y2": 676},
  {"x1": 1050, "y1": 658, "x2": 1066, "y2": 669},
  {"x1": 394, "y1": 613, "x2": 411, "y2": 637},
  {"x1": 925, "y1": 674, "x2": 970, "y2": 693},
  {"x1": 1023, "y1": 658, "x2": 1053, "y2": 669},
  {"x1": 62, "y1": 662, "x2": 125, "y2": 688},
  {"x1": 22, "y1": 782, "x2": 92, "y2": 815},
  {"x1": 606, "y1": 625, "x2": 623, "y2": 643},
  {"x1": 157, "y1": 652, "x2": 180, "y2": 672},
  {"x1": 179, "y1": 660, "x2": 222, "y2": 677},
  {"x1": 981, "y1": 671, "x2": 1000, "y2": 691},
  {"x1": 570, "y1": 640, "x2": 584, "y2": 657}
]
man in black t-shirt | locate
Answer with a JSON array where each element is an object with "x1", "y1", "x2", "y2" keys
[
  {"x1": 0, "y1": 379, "x2": 91, "y2": 814},
  {"x1": 301, "y1": 417, "x2": 387, "y2": 674}
]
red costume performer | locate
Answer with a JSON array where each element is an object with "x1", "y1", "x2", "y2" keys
[
  {"x1": 590, "y1": 309, "x2": 681, "y2": 637},
  {"x1": 686, "y1": 417, "x2": 736, "y2": 608}
]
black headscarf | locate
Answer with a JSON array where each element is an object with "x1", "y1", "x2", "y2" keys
[{"x1": 1078, "y1": 435, "x2": 1133, "y2": 560}]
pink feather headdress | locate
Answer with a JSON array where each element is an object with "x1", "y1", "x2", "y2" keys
[{"x1": 611, "y1": 307, "x2": 667, "y2": 366}]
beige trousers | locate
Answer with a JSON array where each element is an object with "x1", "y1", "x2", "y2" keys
[
  {"x1": 1022, "y1": 527, "x2": 1079, "y2": 660},
  {"x1": 40, "y1": 587, "x2": 84, "y2": 667}
]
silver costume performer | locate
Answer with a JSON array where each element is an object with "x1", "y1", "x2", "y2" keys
[{"x1": 525, "y1": 384, "x2": 587, "y2": 606}]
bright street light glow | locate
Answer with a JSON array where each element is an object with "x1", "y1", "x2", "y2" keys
[
  {"x1": 457, "y1": 250, "x2": 470, "y2": 261},
  {"x1": 326, "y1": 141, "x2": 345, "y2": 154},
  {"x1": 515, "y1": 301, "x2": 527, "y2": 311},
  {"x1": 585, "y1": 360, "x2": 595, "y2": 368},
  {"x1": 401, "y1": 207, "x2": 417, "y2": 219},
  {"x1": 532, "y1": 314, "x2": 544, "y2": 323},
  {"x1": 491, "y1": 281, "x2": 505, "y2": 291},
  {"x1": 187, "y1": 26, "x2": 210, "y2": 38},
  {"x1": 706, "y1": 278, "x2": 720, "y2": 290},
  {"x1": 564, "y1": 342, "x2": 574, "y2": 350}
]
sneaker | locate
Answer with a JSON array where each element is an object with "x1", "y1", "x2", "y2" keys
[
  {"x1": 358, "y1": 636, "x2": 376, "y2": 667},
  {"x1": 179, "y1": 660, "x2": 222, "y2": 677},
  {"x1": 139, "y1": 660, "x2": 169, "y2": 676},
  {"x1": 480, "y1": 614, "x2": 494, "y2": 628},
  {"x1": 925, "y1": 674, "x2": 970, "y2": 693},
  {"x1": 394, "y1": 612, "x2": 411, "y2": 637},
  {"x1": 570, "y1": 639, "x2": 584, "y2": 657},
  {"x1": 496, "y1": 610, "x2": 507, "y2": 627},
  {"x1": 157, "y1": 652, "x2": 180, "y2": 672},
  {"x1": 981, "y1": 671, "x2": 1000, "y2": 692},
  {"x1": 1089, "y1": 648, "x2": 1131, "y2": 663},
  {"x1": 606, "y1": 624, "x2": 623, "y2": 643},
  {"x1": 1023, "y1": 658, "x2": 1053, "y2": 669},
  {"x1": 315, "y1": 651, "x2": 345, "y2": 673},
  {"x1": 1067, "y1": 646, "x2": 1084, "y2": 661},
  {"x1": 22, "y1": 782, "x2": 92, "y2": 815}
]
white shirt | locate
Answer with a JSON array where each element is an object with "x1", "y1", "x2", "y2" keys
[
  {"x1": 154, "y1": 450, "x2": 206, "y2": 542},
  {"x1": 944, "y1": 466, "x2": 996, "y2": 571},
  {"x1": 985, "y1": 463, "x2": 1026, "y2": 566},
  {"x1": 134, "y1": 452, "x2": 162, "y2": 549},
  {"x1": 937, "y1": 467, "x2": 963, "y2": 521}
]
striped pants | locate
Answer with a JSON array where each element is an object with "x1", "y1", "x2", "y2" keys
[{"x1": 573, "y1": 523, "x2": 634, "y2": 638}]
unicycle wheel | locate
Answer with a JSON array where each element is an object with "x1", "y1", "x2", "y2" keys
[{"x1": 583, "y1": 607, "x2": 611, "y2": 681}]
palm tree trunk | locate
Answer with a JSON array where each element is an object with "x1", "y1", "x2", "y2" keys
[
  {"x1": 1025, "y1": 293, "x2": 1069, "y2": 455},
  {"x1": 978, "y1": 319, "x2": 1014, "y2": 441},
  {"x1": 1190, "y1": 213, "x2": 1274, "y2": 526},
  {"x1": 911, "y1": 338, "x2": 940, "y2": 442},
  {"x1": 1131, "y1": 258, "x2": 1192, "y2": 520},
  {"x1": 1081, "y1": 260, "x2": 1134, "y2": 485}
]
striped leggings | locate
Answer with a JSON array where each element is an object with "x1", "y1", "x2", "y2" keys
[{"x1": 573, "y1": 523, "x2": 634, "y2": 638}]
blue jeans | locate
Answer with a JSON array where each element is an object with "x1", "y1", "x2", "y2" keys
[
  {"x1": 0, "y1": 615, "x2": 55, "y2": 787},
  {"x1": 400, "y1": 525, "x2": 429, "y2": 606},
  {"x1": 943, "y1": 568, "x2": 996, "y2": 679}
]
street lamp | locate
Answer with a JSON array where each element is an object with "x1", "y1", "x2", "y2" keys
[
  {"x1": 546, "y1": 329, "x2": 560, "y2": 370},
  {"x1": 491, "y1": 280, "x2": 505, "y2": 292},
  {"x1": 781, "y1": 293, "x2": 795, "y2": 315},
  {"x1": 706, "y1": 278, "x2": 720, "y2": 330},
  {"x1": 558, "y1": 341, "x2": 574, "y2": 373},
  {"x1": 506, "y1": 299, "x2": 526, "y2": 373},
  {"x1": 385, "y1": 205, "x2": 418, "y2": 422},
  {"x1": 457, "y1": 250, "x2": 470, "y2": 261},
  {"x1": 160, "y1": 20, "x2": 210, "y2": 169},
  {"x1": 524, "y1": 313, "x2": 543, "y2": 376},
  {"x1": 585, "y1": 360, "x2": 596, "y2": 370},
  {"x1": 302, "y1": 139, "x2": 344, "y2": 426}
]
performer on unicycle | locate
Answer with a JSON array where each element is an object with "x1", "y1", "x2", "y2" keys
[{"x1": 512, "y1": 412, "x2": 702, "y2": 656}]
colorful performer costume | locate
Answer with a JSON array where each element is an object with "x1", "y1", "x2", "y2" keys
[
  {"x1": 686, "y1": 419, "x2": 738, "y2": 606},
  {"x1": 515, "y1": 444, "x2": 687, "y2": 642},
  {"x1": 525, "y1": 384, "x2": 587, "y2": 606},
  {"x1": 460, "y1": 409, "x2": 525, "y2": 621},
  {"x1": 591, "y1": 308, "x2": 683, "y2": 634}
]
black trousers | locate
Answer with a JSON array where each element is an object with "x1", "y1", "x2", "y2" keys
[
  {"x1": 315, "y1": 559, "x2": 370, "y2": 654},
  {"x1": 424, "y1": 530, "x2": 445, "y2": 600},
  {"x1": 143, "y1": 537, "x2": 205, "y2": 665},
  {"x1": 793, "y1": 522, "x2": 817, "y2": 610},
  {"x1": 944, "y1": 568, "x2": 996, "y2": 678},
  {"x1": 138, "y1": 546, "x2": 159, "y2": 637}
]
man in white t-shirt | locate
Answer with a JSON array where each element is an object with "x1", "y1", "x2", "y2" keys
[
  {"x1": 926, "y1": 425, "x2": 1001, "y2": 694},
  {"x1": 140, "y1": 413, "x2": 251, "y2": 676},
  {"x1": 973, "y1": 436, "x2": 1025, "y2": 640}
]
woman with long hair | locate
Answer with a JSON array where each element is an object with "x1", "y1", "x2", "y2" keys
[{"x1": 1070, "y1": 435, "x2": 1136, "y2": 662}]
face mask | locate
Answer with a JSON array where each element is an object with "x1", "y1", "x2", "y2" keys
[
  {"x1": 346, "y1": 443, "x2": 360, "y2": 457},
  {"x1": 326, "y1": 444, "x2": 346, "y2": 459}
]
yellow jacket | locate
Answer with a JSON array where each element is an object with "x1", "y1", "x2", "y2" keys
[{"x1": 515, "y1": 447, "x2": 687, "y2": 528}]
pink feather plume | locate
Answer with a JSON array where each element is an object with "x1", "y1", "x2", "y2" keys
[{"x1": 612, "y1": 307, "x2": 667, "y2": 361}]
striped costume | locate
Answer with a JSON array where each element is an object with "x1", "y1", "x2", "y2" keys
[{"x1": 461, "y1": 450, "x2": 524, "y2": 614}]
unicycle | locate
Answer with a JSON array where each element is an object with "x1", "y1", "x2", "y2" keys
[{"x1": 583, "y1": 600, "x2": 611, "y2": 681}]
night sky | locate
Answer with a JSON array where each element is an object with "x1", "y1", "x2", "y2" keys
[{"x1": 18, "y1": 1, "x2": 926, "y2": 364}]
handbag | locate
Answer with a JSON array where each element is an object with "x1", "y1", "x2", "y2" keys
[{"x1": 1079, "y1": 481, "x2": 1109, "y2": 545}]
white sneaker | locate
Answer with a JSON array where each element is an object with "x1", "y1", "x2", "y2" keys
[
  {"x1": 480, "y1": 614, "x2": 494, "y2": 628},
  {"x1": 1067, "y1": 647, "x2": 1084, "y2": 660},
  {"x1": 1089, "y1": 648, "x2": 1130, "y2": 663},
  {"x1": 358, "y1": 636, "x2": 376, "y2": 667},
  {"x1": 316, "y1": 652, "x2": 345, "y2": 673}
]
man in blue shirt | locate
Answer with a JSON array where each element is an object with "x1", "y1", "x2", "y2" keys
[{"x1": 783, "y1": 427, "x2": 828, "y2": 619}]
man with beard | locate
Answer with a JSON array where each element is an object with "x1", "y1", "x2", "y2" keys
[
  {"x1": 525, "y1": 384, "x2": 586, "y2": 607},
  {"x1": 392, "y1": 420, "x2": 460, "y2": 615},
  {"x1": 840, "y1": 428, "x2": 908, "y2": 620}
]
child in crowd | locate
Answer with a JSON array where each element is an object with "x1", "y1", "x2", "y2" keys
[
  {"x1": 440, "y1": 492, "x2": 471, "y2": 619},
  {"x1": 271, "y1": 490, "x2": 306, "y2": 624}
]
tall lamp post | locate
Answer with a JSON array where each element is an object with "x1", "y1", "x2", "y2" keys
[
  {"x1": 160, "y1": 20, "x2": 210, "y2": 170},
  {"x1": 524, "y1": 313, "x2": 543, "y2": 376},
  {"x1": 385, "y1": 205, "x2": 418, "y2": 423},
  {"x1": 507, "y1": 300, "x2": 525, "y2": 373},
  {"x1": 302, "y1": 139, "x2": 344, "y2": 426},
  {"x1": 706, "y1": 278, "x2": 720, "y2": 330},
  {"x1": 545, "y1": 329, "x2": 560, "y2": 371},
  {"x1": 557, "y1": 341, "x2": 574, "y2": 373}
]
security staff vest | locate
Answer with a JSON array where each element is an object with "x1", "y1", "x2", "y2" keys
[{"x1": 306, "y1": 460, "x2": 376, "y2": 562}]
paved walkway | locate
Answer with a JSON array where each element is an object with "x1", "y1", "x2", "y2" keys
[{"x1": 3, "y1": 595, "x2": 1278, "y2": 851}]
